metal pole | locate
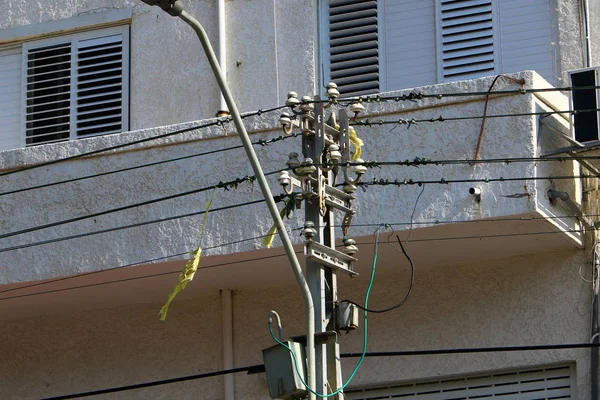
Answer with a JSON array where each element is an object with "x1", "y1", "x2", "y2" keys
[{"x1": 151, "y1": 3, "x2": 316, "y2": 398}]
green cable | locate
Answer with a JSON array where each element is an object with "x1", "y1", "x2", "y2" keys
[{"x1": 268, "y1": 252, "x2": 378, "y2": 397}]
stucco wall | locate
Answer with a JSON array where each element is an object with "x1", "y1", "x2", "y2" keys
[
  {"x1": 0, "y1": 72, "x2": 580, "y2": 285},
  {"x1": 0, "y1": 250, "x2": 591, "y2": 399}
]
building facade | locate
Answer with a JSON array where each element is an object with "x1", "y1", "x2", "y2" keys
[{"x1": 0, "y1": 1, "x2": 598, "y2": 399}]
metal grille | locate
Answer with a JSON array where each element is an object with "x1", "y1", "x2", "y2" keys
[
  {"x1": 440, "y1": 0, "x2": 495, "y2": 80},
  {"x1": 328, "y1": 0, "x2": 379, "y2": 96},
  {"x1": 346, "y1": 365, "x2": 572, "y2": 399}
]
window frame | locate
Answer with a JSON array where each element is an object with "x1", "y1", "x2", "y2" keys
[
  {"x1": 0, "y1": 9, "x2": 131, "y2": 149},
  {"x1": 20, "y1": 25, "x2": 130, "y2": 147}
]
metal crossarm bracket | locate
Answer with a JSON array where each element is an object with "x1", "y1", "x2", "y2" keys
[
  {"x1": 305, "y1": 241, "x2": 358, "y2": 276},
  {"x1": 324, "y1": 185, "x2": 355, "y2": 213}
]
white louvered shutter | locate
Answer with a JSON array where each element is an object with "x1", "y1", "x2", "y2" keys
[
  {"x1": 76, "y1": 34, "x2": 126, "y2": 138},
  {"x1": 346, "y1": 365, "x2": 573, "y2": 400},
  {"x1": 23, "y1": 26, "x2": 128, "y2": 147},
  {"x1": 438, "y1": 0, "x2": 496, "y2": 81},
  {"x1": 0, "y1": 48, "x2": 23, "y2": 150},
  {"x1": 25, "y1": 42, "x2": 72, "y2": 146},
  {"x1": 328, "y1": 0, "x2": 379, "y2": 97}
]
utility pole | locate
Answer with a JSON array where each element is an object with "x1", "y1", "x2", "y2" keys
[{"x1": 267, "y1": 88, "x2": 365, "y2": 399}]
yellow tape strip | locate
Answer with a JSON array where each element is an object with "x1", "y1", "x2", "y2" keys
[
  {"x1": 349, "y1": 126, "x2": 363, "y2": 161},
  {"x1": 159, "y1": 189, "x2": 216, "y2": 321},
  {"x1": 263, "y1": 199, "x2": 289, "y2": 249}
]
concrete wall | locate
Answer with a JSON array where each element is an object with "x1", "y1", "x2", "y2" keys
[{"x1": 0, "y1": 250, "x2": 591, "y2": 399}]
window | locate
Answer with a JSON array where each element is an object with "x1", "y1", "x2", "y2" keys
[
  {"x1": 321, "y1": 0, "x2": 556, "y2": 95},
  {"x1": 0, "y1": 25, "x2": 129, "y2": 149}
]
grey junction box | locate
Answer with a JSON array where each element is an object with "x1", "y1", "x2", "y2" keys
[{"x1": 262, "y1": 341, "x2": 307, "y2": 399}]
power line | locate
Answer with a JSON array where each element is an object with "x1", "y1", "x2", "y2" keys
[
  {"x1": 0, "y1": 227, "x2": 301, "y2": 297},
  {"x1": 0, "y1": 171, "x2": 279, "y2": 240},
  {"x1": 344, "y1": 155, "x2": 600, "y2": 168},
  {"x1": 40, "y1": 364, "x2": 263, "y2": 400},
  {"x1": 356, "y1": 174, "x2": 592, "y2": 187},
  {"x1": 0, "y1": 132, "x2": 300, "y2": 197},
  {"x1": 0, "y1": 196, "x2": 286, "y2": 254},
  {"x1": 40, "y1": 342, "x2": 600, "y2": 399},
  {"x1": 0, "y1": 251, "x2": 300, "y2": 302},
  {"x1": 342, "y1": 342, "x2": 600, "y2": 358},
  {"x1": 330, "y1": 85, "x2": 600, "y2": 105},
  {"x1": 0, "y1": 105, "x2": 287, "y2": 179},
  {"x1": 2, "y1": 212, "x2": 586, "y2": 298},
  {"x1": 351, "y1": 108, "x2": 597, "y2": 128},
  {"x1": 0, "y1": 227, "x2": 585, "y2": 302}
]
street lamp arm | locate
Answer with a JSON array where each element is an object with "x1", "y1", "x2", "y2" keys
[{"x1": 140, "y1": 2, "x2": 316, "y2": 398}]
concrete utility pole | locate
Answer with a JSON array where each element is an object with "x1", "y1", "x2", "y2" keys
[{"x1": 269, "y1": 91, "x2": 364, "y2": 399}]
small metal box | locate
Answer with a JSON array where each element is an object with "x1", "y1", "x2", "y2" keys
[{"x1": 262, "y1": 341, "x2": 307, "y2": 399}]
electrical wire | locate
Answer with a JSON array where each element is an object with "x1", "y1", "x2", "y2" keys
[
  {"x1": 351, "y1": 108, "x2": 600, "y2": 128},
  {"x1": 39, "y1": 342, "x2": 600, "y2": 399},
  {"x1": 0, "y1": 105, "x2": 288, "y2": 179},
  {"x1": 40, "y1": 364, "x2": 264, "y2": 400},
  {"x1": 0, "y1": 132, "x2": 300, "y2": 197},
  {"x1": 341, "y1": 235, "x2": 415, "y2": 314},
  {"x1": 327, "y1": 84, "x2": 600, "y2": 106},
  {"x1": 0, "y1": 227, "x2": 302, "y2": 297},
  {"x1": 356, "y1": 174, "x2": 593, "y2": 187},
  {"x1": 0, "y1": 196, "x2": 286, "y2": 254},
  {"x1": 0, "y1": 220, "x2": 586, "y2": 301},
  {"x1": 0, "y1": 170, "x2": 283, "y2": 241}
]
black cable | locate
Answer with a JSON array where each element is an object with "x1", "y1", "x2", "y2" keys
[
  {"x1": 0, "y1": 251, "x2": 299, "y2": 302},
  {"x1": 40, "y1": 342, "x2": 600, "y2": 399},
  {"x1": 0, "y1": 105, "x2": 288, "y2": 179},
  {"x1": 40, "y1": 364, "x2": 264, "y2": 400},
  {"x1": 0, "y1": 171, "x2": 280, "y2": 240},
  {"x1": 341, "y1": 342, "x2": 600, "y2": 358},
  {"x1": 329, "y1": 84, "x2": 600, "y2": 105},
  {"x1": 0, "y1": 226, "x2": 302, "y2": 297},
  {"x1": 0, "y1": 132, "x2": 300, "y2": 197},
  {"x1": 356, "y1": 174, "x2": 593, "y2": 187},
  {"x1": 350, "y1": 108, "x2": 600, "y2": 127},
  {"x1": 341, "y1": 235, "x2": 414, "y2": 313},
  {"x1": 0, "y1": 197, "x2": 283, "y2": 254}
]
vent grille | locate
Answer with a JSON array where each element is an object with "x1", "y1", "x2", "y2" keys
[
  {"x1": 328, "y1": 0, "x2": 379, "y2": 96},
  {"x1": 440, "y1": 0, "x2": 495, "y2": 80},
  {"x1": 346, "y1": 365, "x2": 572, "y2": 400}
]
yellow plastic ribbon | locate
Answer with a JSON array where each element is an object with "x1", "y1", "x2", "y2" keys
[
  {"x1": 263, "y1": 198, "x2": 290, "y2": 249},
  {"x1": 336, "y1": 124, "x2": 363, "y2": 161},
  {"x1": 159, "y1": 190, "x2": 216, "y2": 321},
  {"x1": 349, "y1": 126, "x2": 363, "y2": 161}
]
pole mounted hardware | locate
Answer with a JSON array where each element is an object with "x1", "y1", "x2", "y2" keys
[{"x1": 266, "y1": 84, "x2": 367, "y2": 399}]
